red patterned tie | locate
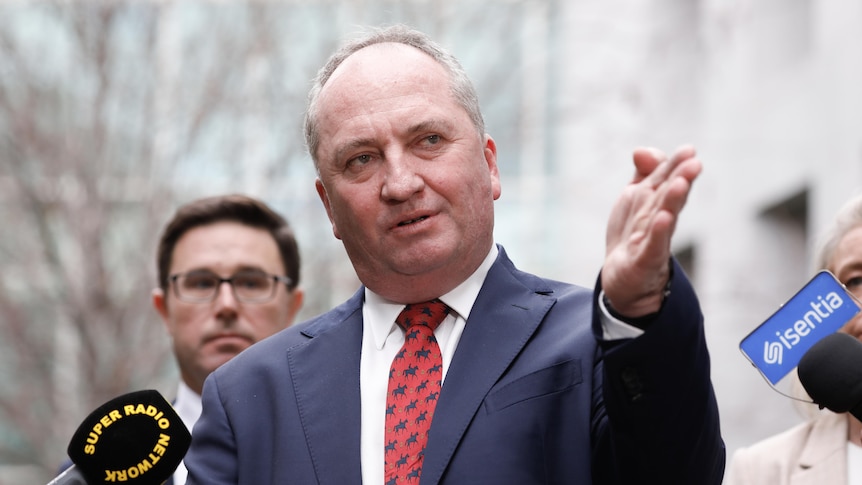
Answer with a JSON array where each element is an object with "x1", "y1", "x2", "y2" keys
[{"x1": 384, "y1": 299, "x2": 450, "y2": 484}]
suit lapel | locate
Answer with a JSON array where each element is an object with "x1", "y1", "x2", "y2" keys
[
  {"x1": 419, "y1": 252, "x2": 555, "y2": 484},
  {"x1": 288, "y1": 291, "x2": 364, "y2": 484},
  {"x1": 791, "y1": 412, "x2": 848, "y2": 485}
]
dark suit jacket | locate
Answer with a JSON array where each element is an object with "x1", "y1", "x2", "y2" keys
[{"x1": 185, "y1": 246, "x2": 725, "y2": 484}]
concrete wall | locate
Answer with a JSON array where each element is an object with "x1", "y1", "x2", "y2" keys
[{"x1": 494, "y1": 0, "x2": 862, "y2": 462}]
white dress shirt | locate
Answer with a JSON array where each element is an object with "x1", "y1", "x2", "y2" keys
[
  {"x1": 358, "y1": 245, "x2": 642, "y2": 483},
  {"x1": 171, "y1": 381, "x2": 202, "y2": 485},
  {"x1": 849, "y1": 441, "x2": 862, "y2": 484}
]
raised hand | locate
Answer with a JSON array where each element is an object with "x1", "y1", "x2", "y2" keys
[{"x1": 601, "y1": 145, "x2": 702, "y2": 318}]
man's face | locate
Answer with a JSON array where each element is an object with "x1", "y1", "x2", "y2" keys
[
  {"x1": 831, "y1": 225, "x2": 862, "y2": 339},
  {"x1": 152, "y1": 221, "x2": 303, "y2": 394},
  {"x1": 313, "y1": 42, "x2": 501, "y2": 303}
]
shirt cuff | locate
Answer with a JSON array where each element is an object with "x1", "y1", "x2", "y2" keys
[{"x1": 598, "y1": 289, "x2": 646, "y2": 340}]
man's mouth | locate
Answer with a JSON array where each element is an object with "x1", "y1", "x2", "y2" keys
[
  {"x1": 398, "y1": 215, "x2": 429, "y2": 226},
  {"x1": 205, "y1": 333, "x2": 251, "y2": 345}
]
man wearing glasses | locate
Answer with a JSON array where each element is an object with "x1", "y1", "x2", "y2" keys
[{"x1": 151, "y1": 194, "x2": 304, "y2": 485}]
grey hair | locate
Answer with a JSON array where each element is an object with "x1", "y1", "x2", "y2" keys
[
  {"x1": 303, "y1": 24, "x2": 485, "y2": 168},
  {"x1": 813, "y1": 193, "x2": 862, "y2": 272},
  {"x1": 792, "y1": 192, "x2": 862, "y2": 419}
]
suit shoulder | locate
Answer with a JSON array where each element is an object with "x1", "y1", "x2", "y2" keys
[{"x1": 496, "y1": 251, "x2": 592, "y2": 299}]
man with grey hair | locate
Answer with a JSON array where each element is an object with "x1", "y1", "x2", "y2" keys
[{"x1": 186, "y1": 25, "x2": 724, "y2": 484}]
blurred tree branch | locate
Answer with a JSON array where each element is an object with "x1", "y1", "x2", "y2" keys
[{"x1": 0, "y1": 2, "x2": 318, "y2": 479}]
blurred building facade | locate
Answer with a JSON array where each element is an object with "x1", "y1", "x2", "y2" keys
[{"x1": 541, "y1": 0, "x2": 862, "y2": 462}]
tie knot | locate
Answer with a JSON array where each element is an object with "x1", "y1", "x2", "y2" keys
[{"x1": 396, "y1": 299, "x2": 450, "y2": 332}]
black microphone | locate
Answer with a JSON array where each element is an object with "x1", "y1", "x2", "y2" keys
[
  {"x1": 798, "y1": 332, "x2": 862, "y2": 421},
  {"x1": 48, "y1": 389, "x2": 191, "y2": 484}
]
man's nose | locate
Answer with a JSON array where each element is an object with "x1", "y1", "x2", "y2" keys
[
  {"x1": 381, "y1": 151, "x2": 425, "y2": 201},
  {"x1": 214, "y1": 280, "x2": 240, "y2": 309}
]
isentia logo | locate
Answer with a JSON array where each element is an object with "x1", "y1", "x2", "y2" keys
[{"x1": 762, "y1": 292, "x2": 845, "y2": 365}]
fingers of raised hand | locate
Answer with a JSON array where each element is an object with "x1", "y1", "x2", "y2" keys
[
  {"x1": 637, "y1": 146, "x2": 701, "y2": 216},
  {"x1": 631, "y1": 147, "x2": 667, "y2": 182},
  {"x1": 616, "y1": 146, "x2": 701, "y2": 263},
  {"x1": 640, "y1": 145, "x2": 698, "y2": 188}
]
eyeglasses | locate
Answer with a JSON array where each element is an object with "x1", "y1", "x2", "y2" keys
[{"x1": 169, "y1": 270, "x2": 292, "y2": 303}]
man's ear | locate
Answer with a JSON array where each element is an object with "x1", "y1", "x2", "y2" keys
[
  {"x1": 152, "y1": 287, "x2": 170, "y2": 327},
  {"x1": 285, "y1": 288, "x2": 305, "y2": 328},
  {"x1": 484, "y1": 134, "x2": 501, "y2": 200}
]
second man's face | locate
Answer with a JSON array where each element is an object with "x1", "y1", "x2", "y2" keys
[{"x1": 153, "y1": 221, "x2": 303, "y2": 394}]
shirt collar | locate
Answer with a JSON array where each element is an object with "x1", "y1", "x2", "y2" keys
[
  {"x1": 365, "y1": 245, "x2": 499, "y2": 350},
  {"x1": 173, "y1": 380, "x2": 202, "y2": 432}
]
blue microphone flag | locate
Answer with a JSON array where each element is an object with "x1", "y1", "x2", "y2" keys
[{"x1": 740, "y1": 271, "x2": 861, "y2": 385}]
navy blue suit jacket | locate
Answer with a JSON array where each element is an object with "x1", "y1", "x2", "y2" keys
[{"x1": 185, "y1": 247, "x2": 724, "y2": 484}]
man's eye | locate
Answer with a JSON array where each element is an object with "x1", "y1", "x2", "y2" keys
[
  {"x1": 348, "y1": 154, "x2": 372, "y2": 166},
  {"x1": 185, "y1": 276, "x2": 217, "y2": 289},
  {"x1": 234, "y1": 276, "x2": 266, "y2": 289},
  {"x1": 421, "y1": 134, "x2": 441, "y2": 146}
]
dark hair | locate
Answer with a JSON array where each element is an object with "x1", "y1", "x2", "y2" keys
[
  {"x1": 304, "y1": 24, "x2": 485, "y2": 167},
  {"x1": 156, "y1": 194, "x2": 300, "y2": 292}
]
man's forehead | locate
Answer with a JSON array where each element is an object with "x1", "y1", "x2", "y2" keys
[
  {"x1": 171, "y1": 223, "x2": 282, "y2": 268},
  {"x1": 325, "y1": 42, "x2": 441, "y2": 90},
  {"x1": 316, "y1": 43, "x2": 452, "y2": 135}
]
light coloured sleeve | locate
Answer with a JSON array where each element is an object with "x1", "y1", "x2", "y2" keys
[{"x1": 723, "y1": 448, "x2": 753, "y2": 485}]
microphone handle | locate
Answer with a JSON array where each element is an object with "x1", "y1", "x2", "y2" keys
[{"x1": 46, "y1": 465, "x2": 90, "y2": 485}]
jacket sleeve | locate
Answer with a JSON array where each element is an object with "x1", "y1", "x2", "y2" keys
[{"x1": 592, "y1": 258, "x2": 726, "y2": 484}]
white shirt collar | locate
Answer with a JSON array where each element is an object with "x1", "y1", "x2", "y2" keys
[
  {"x1": 173, "y1": 380, "x2": 202, "y2": 432},
  {"x1": 365, "y1": 245, "x2": 499, "y2": 350},
  {"x1": 171, "y1": 380, "x2": 202, "y2": 485}
]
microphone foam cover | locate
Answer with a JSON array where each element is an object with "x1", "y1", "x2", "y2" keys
[
  {"x1": 67, "y1": 389, "x2": 191, "y2": 484},
  {"x1": 798, "y1": 332, "x2": 862, "y2": 415}
]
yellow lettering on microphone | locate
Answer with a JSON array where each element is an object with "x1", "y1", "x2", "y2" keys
[
  {"x1": 153, "y1": 433, "x2": 169, "y2": 456},
  {"x1": 102, "y1": 432, "x2": 173, "y2": 481},
  {"x1": 84, "y1": 408, "x2": 125, "y2": 454},
  {"x1": 99, "y1": 409, "x2": 121, "y2": 428},
  {"x1": 96, "y1": 401, "x2": 178, "y2": 479},
  {"x1": 135, "y1": 458, "x2": 153, "y2": 475},
  {"x1": 123, "y1": 403, "x2": 171, "y2": 429}
]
